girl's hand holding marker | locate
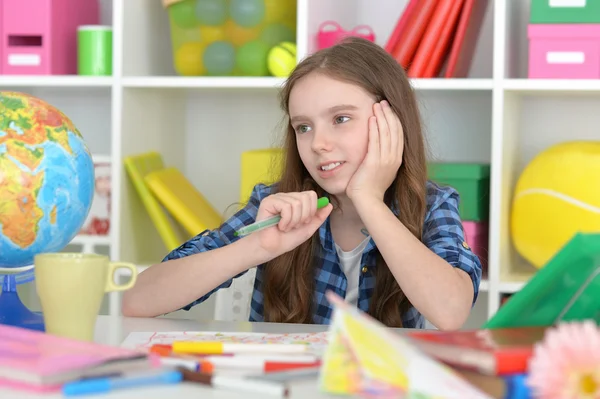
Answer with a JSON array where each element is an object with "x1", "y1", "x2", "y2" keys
[{"x1": 240, "y1": 192, "x2": 332, "y2": 259}]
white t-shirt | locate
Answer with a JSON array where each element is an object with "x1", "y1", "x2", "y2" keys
[{"x1": 334, "y1": 236, "x2": 371, "y2": 306}]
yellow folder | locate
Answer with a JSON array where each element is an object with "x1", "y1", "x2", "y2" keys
[
  {"x1": 123, "y1": 152, "x2": 182, "y2": 251},
  {"x1": 240, "y1": 148, "x2": 284, "y2": 204},
  {"x1": 144, "y1": 167, "x2": 223, "y2": 236}
]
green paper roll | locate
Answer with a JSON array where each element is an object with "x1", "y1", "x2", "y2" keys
[{"x1": 78, "y1": 25, "x2": 113, "y2": 76}]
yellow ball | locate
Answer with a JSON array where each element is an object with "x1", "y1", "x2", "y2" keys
[
  {"x1": 199, "y1": 25, "x2": 226, "y2": 45},
  {"x1": 267, "y1": 41, "x2": 296, "y2": 77},
  {"x1": 264, "y1": 0, "x2": 293, "y2": 23},
  {"x1": 174, "y1": 42, "x2": 206, "y2": 76},
  {"x1": 510, "y1": 141, "x2": 600, "y2": 268}
]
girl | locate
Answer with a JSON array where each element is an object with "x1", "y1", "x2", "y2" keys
[{"x1": 122, "y1": 37, "x2": 482, "y2": 330}]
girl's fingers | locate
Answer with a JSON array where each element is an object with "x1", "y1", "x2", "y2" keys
[
  {"x1": 374, "y1": 102, "x2": 390, "y2": 159},
  {"x1": 288, "y1": 191, "x2": 315, "y2": 227},
  {"x1": 275, "y1": 194, "x2": 302, "y2": 232},
  {"x1": 367, "y1": 115, "x2": 379, "y2": 162},
  {"x1": 275, "y1": 198, "x2": 294, "y2": 232},
  {"x1": 275, "y1": 191, "x2": 318, "y2": 231},
  {"x1": 381, "y1": 100, "x2": 398, "y2": 159},
  {"x1": 304, "y1": 190, "x2": 318, "y2": 224}
]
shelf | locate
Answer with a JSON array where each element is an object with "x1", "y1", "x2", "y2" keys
[
  {"x1": 504, "y1": 79, "x2": 600, "y2": 94},
  {"x1": 121, "y1": 77, "x2": 495, "y2": 91},
  {"x1": 480, "y1": 279, "x2": 489, "y2": 292},
  {"x1": 0, "y1": 76, "x2": 113, "y2": 87},
  {"x1": 122, "y1": 76, "x2": 286, "y2": 89},
  {"x1": 411, "y1": 79, "x2": 493, "y2": 91},
  {"x1": 10, "y1": 0, "x2": 590, "y2": 327},
  {"x1": 498, "y1": 281, "x2": 527, "y2": 294},
  {"x1": 70, "y1": 235, "x2": 112, "y2": 246}
]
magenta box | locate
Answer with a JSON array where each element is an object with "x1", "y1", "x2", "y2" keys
[
  {"x1": 463, "y1": 221, "x2": 488, "y2": 271},
  {"x1": 528, "y1": 24, "x2": 600, "y2": 79},
  {"x1": 1, "y1": 0, "x2": 98, "y2": 75}
]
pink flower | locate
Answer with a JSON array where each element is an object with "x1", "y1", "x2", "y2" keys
[{"x1": 527, "y1": 320, "x2": 600, "y2": 399}]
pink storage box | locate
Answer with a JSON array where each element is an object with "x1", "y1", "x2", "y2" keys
[
  {"x1": 1, "y1": 0, "x2": 98, "y2": 75},
  {"x1": 317, "y1": 21, "x2": 375, "y2": 50},
  {"x1": 528, "y1": 24, "x2": 600, "y2": 79},
  {"x1": 463, "y1": 221, "x2": 488, "y2": 273}
]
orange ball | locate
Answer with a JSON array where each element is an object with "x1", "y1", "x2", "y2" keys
[{"x1": 225, "y1": 19, "x2": 262, "y2": 47}]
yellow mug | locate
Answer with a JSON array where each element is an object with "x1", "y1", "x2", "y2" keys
[{"x1": 34, "y1": 252, "x2": 138, "y2": 342}]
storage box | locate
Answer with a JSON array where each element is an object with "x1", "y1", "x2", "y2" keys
[
  {"x1": 530, "y1": 0, "x2": 600, "y2": 24},
  {"x1": 528, "y1": 24, "x2": 600, "y2": 79},
  {"x1": 463, "y1": 221, "x2": 489, "y2": 272},
  {"x1": 427, "y1": 163, "x2": 490, "y2": 222},
  {"x1": 163, "y1": 0, "x2": 297, "y2": 77},
  {"x1": 1, "y1": 0, "x2": 99, "y2": 75}
]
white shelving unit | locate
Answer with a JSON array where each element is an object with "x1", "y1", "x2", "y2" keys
[{"x1": 4, "y1": 0, "x2": 597, "y2": 328}]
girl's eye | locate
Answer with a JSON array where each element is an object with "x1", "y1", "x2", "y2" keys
[
  {"x1": 296, "y1": 124, "x2": 312, "y2": 134},
  {"x1": 335, "y1": 116, "x2": 350, "y2": 124}
]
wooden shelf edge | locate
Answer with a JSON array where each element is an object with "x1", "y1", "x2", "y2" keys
[
  {"x1": 503, "y1": 78, "x2": 600, "y2": 93},
  {"x1": 0, "y1": 76, "x2": 113, "y2": 87},
  {"x1": 121, "y1": 76, "x2": 286, "y2": 89},
  {"x1": 70, "y1": 235, "x2": 112, "y2": 246}
]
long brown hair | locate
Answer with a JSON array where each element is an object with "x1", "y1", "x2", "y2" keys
[{"x1": 261, "y1": 37, "x2": 428, "y2": 327}]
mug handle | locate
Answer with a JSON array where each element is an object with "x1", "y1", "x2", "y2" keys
[{"x1": 105, "y1": 262, "x2": 138, "y2": 292}]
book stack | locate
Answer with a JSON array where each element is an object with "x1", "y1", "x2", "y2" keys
[
  {"x1": 0, "y1": 323, "x2": 158, "y2": 394},
  {"x1": 406, "y1": 326, "x2": 542, "y2": 398},
  {"x1": 385, "y1": 0, "x2": 489, "y2": 78}
]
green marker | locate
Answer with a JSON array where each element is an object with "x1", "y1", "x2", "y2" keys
[{"x1": 234, "y1": 197, "x2": 330, "y2": 237}]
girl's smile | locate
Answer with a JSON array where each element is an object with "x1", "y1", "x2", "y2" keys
[{"x1": 317, "y1": 160, "x2": 345, "y2": 178}]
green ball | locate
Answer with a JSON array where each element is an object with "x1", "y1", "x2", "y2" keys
[
  {"x1": 203, "y1": 41, "x2": 236, "y2": 75},
  {"x1": 236, "y1": 40, "x2": 270, "y2": 76},
  {"x1": 169, "y1": 0, "x2": 199, "y2": 29},
  {"x1": 260, "y1": 22, "x2": 295, "y2": 48},
  {"x1": 196, "y1": 0, "x2": 228, "y2": 26},
  {"x1": 230, "y1": 0, "x2": 265, "y2": 28}
]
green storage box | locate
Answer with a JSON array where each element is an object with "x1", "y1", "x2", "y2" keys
[
  {"x1": 530, "y1": 0, "x2": 600, "y2": 23},
  {"x1": 427, "y1": 162, "x2": 490, "y2": 221}
]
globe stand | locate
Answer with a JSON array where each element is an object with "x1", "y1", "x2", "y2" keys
[{"x1": 0, "y1": 275, "x2": 45, "y2": 332}]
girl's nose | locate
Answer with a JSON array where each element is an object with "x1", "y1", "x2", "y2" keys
[{"x1": 311, "y1": 129, "x2": 333, "y2": 152}]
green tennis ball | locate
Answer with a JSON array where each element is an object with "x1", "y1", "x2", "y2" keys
[
  {"x1": 236, "y1": 40, "x2": 270, "y2": 76},
  {"x1": 267, "y1": 41, "x2": 296, "y2": 77}
]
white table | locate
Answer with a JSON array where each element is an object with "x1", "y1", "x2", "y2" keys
[{"x1": 1, "y1": 315, "x2": 351, "y2": 399}]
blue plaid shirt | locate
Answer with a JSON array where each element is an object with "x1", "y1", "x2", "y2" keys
[{"x1": 163, "y1": 181, "x2": 483, "y2": 328}]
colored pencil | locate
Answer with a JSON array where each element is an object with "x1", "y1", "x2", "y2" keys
[
  {"x1": 159, "y1": 356, "x2": 200, "y2": 371},
  {"x1": 199, "y1": 356, "x2": 321, "y2": 373},
  {"x1": 177, "y1": 368, "x2": 289, "y2": 397},
  {"x1": 234, "y1": 197, "x2": 330, "y2": 237},
  {"x1": 172, "y1": 341, "x2": 309, "y2": 355}
]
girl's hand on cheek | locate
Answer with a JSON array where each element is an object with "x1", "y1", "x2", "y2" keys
[
  {"x1": 253, "y1": 191, "x2": 333, "y2": 260},
  {"x1": 346, "y1": 100, "x2": 404, "y2": 203}
]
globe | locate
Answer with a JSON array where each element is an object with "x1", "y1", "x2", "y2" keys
[{"x1": 0, "y1": 91, "x2": 95, "y2": 331}]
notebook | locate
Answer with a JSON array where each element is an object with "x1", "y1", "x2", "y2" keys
[
  {"x1": 484, "y1": 232, "x2": 600, "y2": 329},
  {"x1": 0, "y1": 323, "x2": 155, "y2": 390},
  {"x1": 406, "y1": 325, "x2": 547, "y2": 375}
]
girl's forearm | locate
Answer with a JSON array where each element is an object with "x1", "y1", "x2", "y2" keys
[
  {"x1": 121, "y1": 234, "x2": 270, "y2": 318},
  {"x1": 354, "y1": 196, "x2": 473, "y2": 330}
]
